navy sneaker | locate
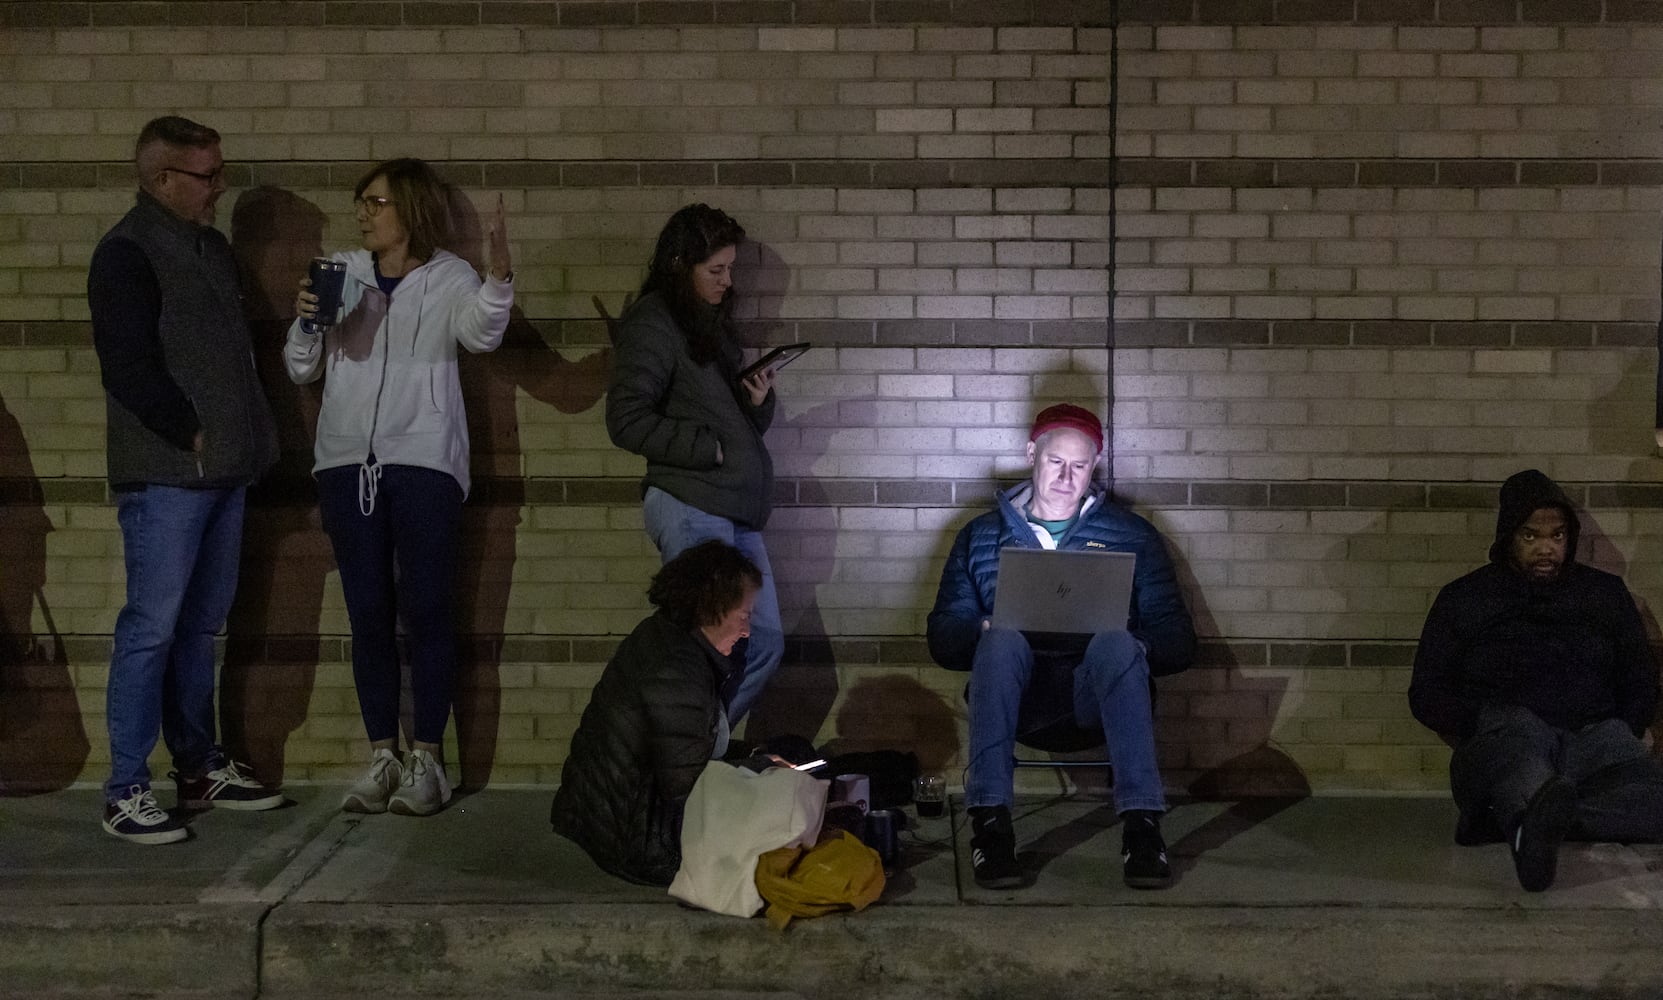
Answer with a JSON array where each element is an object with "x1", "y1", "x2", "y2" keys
[
  {"x1": 175, "y1": 760, "x2": 283, "y2": 811},
  {"x1": 103, "y1": 785, "x2": 188, "y2": 845},
  {"x1": 1121, "y1": 810, "x2": 1172, "y2": 889},
  {"x1": 968, "y1": 805, "x2": 1025, "y2": 890}
]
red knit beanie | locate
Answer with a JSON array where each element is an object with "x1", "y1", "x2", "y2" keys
[{"x1": 1028, "y1": 403, "x2": 1103, "y2": 453}]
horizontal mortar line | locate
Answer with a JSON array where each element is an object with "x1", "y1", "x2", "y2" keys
[
  {"x1": 2, "y1": 318, "x2": 1655, "y2": 351},
  {"x1": 11, "y1": 632, "x2": 1426, "y2": 669},
  {"x1": 7, "y1": 477, "x2": 1663, "y2": 510},
  {"x1": 3, "y1": 158, "x2": 1662, "y2": 191},
  {"x1": 2, "y1": 0, "x2": 1657, "y2": 30}
]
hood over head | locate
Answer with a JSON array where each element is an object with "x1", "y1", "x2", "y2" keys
[{"x1": 1490, "y1": 468, "x2": 1579, "y2": 566}]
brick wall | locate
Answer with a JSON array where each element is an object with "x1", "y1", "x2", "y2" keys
[{"x1": 1, "y1": 1, "x2": 1660, "y2": 797}]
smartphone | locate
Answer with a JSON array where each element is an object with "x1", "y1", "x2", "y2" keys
[
  {"x1": 791, "y1": 758, "x2": 828, "y2": 772},
  {"x1": 737, "y1": 342, "x2": 811, "y2": 382}
]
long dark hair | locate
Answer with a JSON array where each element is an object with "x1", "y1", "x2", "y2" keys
[
  {"x1": 647, "y1": 539, "x2": 762, "y2": 630},
  {"x1": 639, "y1": 204, "x2": 745, "y2": 365},
  {"x1": 355, "y1": 157, "x2": 452, "y2": 263}
]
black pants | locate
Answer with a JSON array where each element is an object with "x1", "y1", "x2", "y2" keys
[
  {"x1": 318, "y1": 463, "x2": 463, "y2": 747},
  {"x1": 1450, "y1": 703, "x2": 1663, "y2": 842}
]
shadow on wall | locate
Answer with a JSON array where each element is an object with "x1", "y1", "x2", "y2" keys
[
  {"x1": 450, "y1": 188, "x2": 612, "y2": 789},
  {"x1": 1585, "y1": 352, "x2": 1663, "y2": 741},
  {"x1": 223, "y1": 185, "x2": 328, "y2": 786},
  {"x1": 830, "y1": 675, "x2": 960, "y2": 772},
  {"x1": 729, "y1": 240, "x2": 859, "y2": 748},
  {"x1": 0, "y1": 391, "x2": 88, "y2": 794},
  {"x1": 1159, "y1": 550, "x2": 1309, "y2": 871},
  {"x1": 1091, "y1": 339, "x2": 1306, "y2": 849}
]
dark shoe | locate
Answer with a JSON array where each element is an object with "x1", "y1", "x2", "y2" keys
[
  {"x1": 1121, "y1": 810, "x2": 1172, "y2": 889},
  {"x1": 103, "y1": 785, "x2": 188, "y2": 845},
  {"x1": 1510, "y1": 777, "x2": 1575, "y2": 892},
  {"x1": 175, "y1": 760, "x2": 283, "y2": 811},
  {"x1": 1454, "y1": 807, "x2": 1504, "y2": 846},
  {"x1": 968, "y1": 805, "x2": 1025, "y2": 890}
]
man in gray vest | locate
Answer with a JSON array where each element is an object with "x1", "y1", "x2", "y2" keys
[{"x1": 87, "y1": 116, "x2": 280, "y2": 843}]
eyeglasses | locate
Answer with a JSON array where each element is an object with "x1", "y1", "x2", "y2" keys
[
  {"x1": 165, "y1": 165, "x2": 224, "y2": 185},
  {"x1": 354, "y1": 195, "x2": 396, "y2": 217}
]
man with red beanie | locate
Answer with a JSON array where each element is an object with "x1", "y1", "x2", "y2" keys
[{"x1": 927, "y1": 404, "x2": 1196, "y2": 890}]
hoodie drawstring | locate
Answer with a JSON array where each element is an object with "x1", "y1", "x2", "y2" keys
[{"x1": 358, "y1": 458, "x2": 382, "y2": 516}]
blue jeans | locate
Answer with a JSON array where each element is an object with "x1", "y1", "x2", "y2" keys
[
  {"x1": 105, "y1": 485, "x2": 245, "y2": 800},
  {"x1": 965, "y1": 627, "x2": 1166, "y2": 815},
  {"x1": 318, "y1": 464, "x2": 463, "y2": 747},
  {"x1": 641, "y1": 486, "x2": 783, "y2": 723}
]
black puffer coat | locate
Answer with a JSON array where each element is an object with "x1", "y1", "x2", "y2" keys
[
  {"x1": 1409, "y1": 469, "x2": 1659, "y2": 742},
  {"x1": 550, "y1": 612, "x2": 734, "y2": 885}
]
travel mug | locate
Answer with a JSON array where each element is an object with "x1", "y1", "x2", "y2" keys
[
  {"x1": 303, "y1": 257, "x2": 348, "y2": 335},
  {"x1": 863, "y1": 808, "x2": 901, "y2": 868}
]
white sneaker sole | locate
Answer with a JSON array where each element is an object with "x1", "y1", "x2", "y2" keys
[
  {"x1": 388, "y1": 793, "x2": 447, "y2": 817},
  {"x1": 102, "y1": 819, "x2": 188, "y2": 845},
  {"x1": 182, "y1": 791, "x2": 285, "y2": 811},
  {"x1": 341, "y1": 792, "x2": 391, "y2": 814}
]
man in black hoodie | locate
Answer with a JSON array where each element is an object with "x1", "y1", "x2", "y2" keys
[{"x1": 1409, "y1": 469, "x2": 1663, "y2": 891}]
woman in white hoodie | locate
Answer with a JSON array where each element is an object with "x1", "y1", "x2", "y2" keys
[{"x1": 288, "y1": 158, "x2": 514, "y2": 816}]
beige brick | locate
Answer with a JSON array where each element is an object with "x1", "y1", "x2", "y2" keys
[
  {"x1": 1382, "y1": 24, "x2": 1468, "y2": 51},
  {"x1": 954, "y1": 54, "x2": 1032, "y2": 79},
  {"x1": 917, "y1": 28, "x2": 994, "y2": 52},
  {"x1": 758, "y1": 27, "x2": 835, "y2": 52},
  {"x1": 829, "y1": 28, "x2": 909, "y2": 52},
  {"x1": 55, "y1": 30, "x2": 132, "y2": 55},
  {"x1": 1155, "y1": 27, "x2": 1232, "y2": 51},
  {"x1": 443, "y1": 28, "x2": 520, "y2": 53},
  {"x1": 18, "y1": 55, "x2": 94, "y2": 81}
]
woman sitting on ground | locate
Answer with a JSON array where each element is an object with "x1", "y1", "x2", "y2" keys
[{"x1": 549, "y1": 539, "x2": 760, "y2": 885}]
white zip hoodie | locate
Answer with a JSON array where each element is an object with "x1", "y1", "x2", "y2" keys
[{"x1": 284, "y1": 248, "x2": 512, "y2": 507}]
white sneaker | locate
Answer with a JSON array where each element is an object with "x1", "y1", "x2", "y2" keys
[
  {"x1": 341, "y1": 748, "x2": 403, "y2": 814},
  {"x1": 388, "y1": 748, "x2": 452, "y2": 817}
]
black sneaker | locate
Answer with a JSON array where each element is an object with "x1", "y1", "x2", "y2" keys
[
  {"x1": 103, "y1": 785, "x2": 188, "y2": 845},
  {"x1": 1454, "y1": 807, "x2": 1504, "y2": 846},
  {"x1": 968, "y1": 805, "x2": 1025, "y2": 890},
  {"x1": 174, "y1": 760, "x2": 284, "y2": 811},
  {"x1": 1511, "y1": 777, "x2": 1575, "y2": 892},
  {"x1": 1121, "y1": 810, "x2": 1172, "y2": 889}
]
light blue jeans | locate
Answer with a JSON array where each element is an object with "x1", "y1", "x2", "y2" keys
[
  {"x1": 641, "y1": 487, "x2": 783, "y2": 723},
  {"x1": 965, "y1": 627, "x2": 1166, "y2": 815},
  {"x1": 105, "y1": 484, "x2": 245, "y2": 800}
]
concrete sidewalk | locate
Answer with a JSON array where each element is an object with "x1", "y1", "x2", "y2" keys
[{"x1": 3, "y1": 787, "x2": 1661, "y2": 999}]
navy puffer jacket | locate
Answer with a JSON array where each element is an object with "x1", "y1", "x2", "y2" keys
[{"x1": 927, "y1": 483, "x2": 1197, "y2": 677}]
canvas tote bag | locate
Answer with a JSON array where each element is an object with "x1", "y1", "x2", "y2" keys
[{"x1": 668, "y1": 761, "x2": 827, "y2": 917}]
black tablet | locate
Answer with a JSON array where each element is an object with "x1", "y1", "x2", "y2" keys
[{"x1": 737, "y1": 342, "x2": 811, "y2": 382}]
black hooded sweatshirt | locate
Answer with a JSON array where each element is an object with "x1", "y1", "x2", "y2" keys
[{"x1": 1408, "y1": 469, "x2": 1659, "y2": 743}]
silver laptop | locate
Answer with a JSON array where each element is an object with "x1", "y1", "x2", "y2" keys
[{"x1": 990, "y1": 547, "x2": 1136, "y2": 635}]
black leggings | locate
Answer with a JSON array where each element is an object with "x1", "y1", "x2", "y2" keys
[{"x1": 318, "y1": 463, "x2": 463, "y2": 747}]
